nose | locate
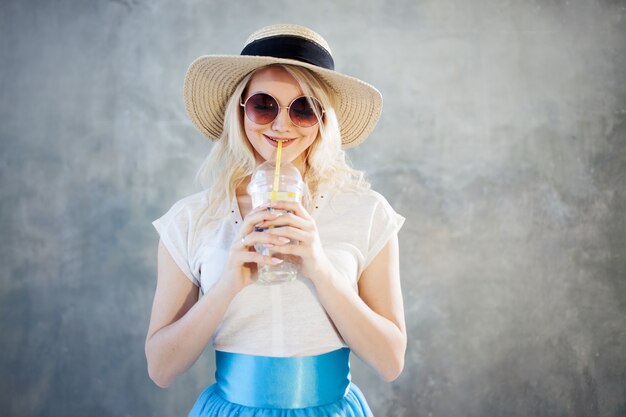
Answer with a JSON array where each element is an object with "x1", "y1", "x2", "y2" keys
[{"x1": 272, "y1": 107, "x2": 292, "y2": 132}]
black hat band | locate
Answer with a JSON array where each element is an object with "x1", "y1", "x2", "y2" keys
[{"x1": 240, "y1": 35, "x2": 335, "y2": 71}]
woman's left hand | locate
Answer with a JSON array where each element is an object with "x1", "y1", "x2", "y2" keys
[{"x1": 255, "y1": 201, "x2": 330, "y2": 282}]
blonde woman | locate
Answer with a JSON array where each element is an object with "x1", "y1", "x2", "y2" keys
[{"x1": 146, "y1": 24, "x2": 406, "y2": 417}]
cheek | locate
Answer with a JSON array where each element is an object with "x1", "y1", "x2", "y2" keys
[
  {"x1": 243, "y1": 119, "x2": 252, "y2": 136},
  {"x1": 244, "y1": 126, "x2": 253, "y2": 142},
  {"x1": 244, "y1": 121, "x2": 259, "y2": 142},
  {"x1": 303, "y1": 127, "x2": 319, "y2": 147}
]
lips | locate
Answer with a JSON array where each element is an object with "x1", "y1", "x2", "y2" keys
[{"x1": 264, "y1": 135, "x2": 296, "y2": 148}]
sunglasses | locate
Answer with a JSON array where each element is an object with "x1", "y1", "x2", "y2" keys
[{"x1": 240, "y1": 93, "x2": 324, "y2": 128}]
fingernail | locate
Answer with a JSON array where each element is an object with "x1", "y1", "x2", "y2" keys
[
  {"x1": 277, "y1": 237, "x2": 290, "y2": 243},
  {"x1": 271, "y1": 257, "x2": 283, "y2": 264}
]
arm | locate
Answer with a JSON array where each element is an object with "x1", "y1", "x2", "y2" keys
[
  {"x1": 313, "y1": 234, "x2": 406, "y2": 382},
  {"x1": 260, "y1": 201, "x2": 406, "y2": 381},
  {"x1": 145, "y1": 206, "x2": 288, "y2": 388},
  {"x1": 145, "y1": 241, "x2": 239, "y2": 388}
]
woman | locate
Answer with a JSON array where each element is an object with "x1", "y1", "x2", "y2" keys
[{"x1": 146, "y1": 24, "x2": 406, "y2": 416}]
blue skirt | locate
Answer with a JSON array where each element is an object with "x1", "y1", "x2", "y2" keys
[{"x1": 187, "y1": 348, "x2": 374, "y2": 417}]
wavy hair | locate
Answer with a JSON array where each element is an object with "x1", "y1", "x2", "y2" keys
[{"x1": 195, "y1": 64, "x2": 370, "y2": 220}]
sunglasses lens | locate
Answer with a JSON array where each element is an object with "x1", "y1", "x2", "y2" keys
[
  {"x1": 244, "y1": 93, "x2": 278, "y2": 125},
  {"x1": 289, "y1": 96, "x2": 323, "y2": 127},
  {"x1": 243, "y1": 94, "x2": 323, "y2": 127}
]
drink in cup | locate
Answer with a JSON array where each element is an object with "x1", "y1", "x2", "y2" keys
[{"x1": 246, "y1": 161, "x2": 305, "y2": 284}]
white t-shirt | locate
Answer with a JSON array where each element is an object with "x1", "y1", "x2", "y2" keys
[{"x1": 153, "y1": 186, "x2": 405, "y2": 357}]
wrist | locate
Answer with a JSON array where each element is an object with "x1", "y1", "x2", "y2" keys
[
  {"x1": 214, "y1": 275, "x2": 244, "y2": 300},
  {"x1": 308, "y1": 258, "x2": 339, "y2": 289}
]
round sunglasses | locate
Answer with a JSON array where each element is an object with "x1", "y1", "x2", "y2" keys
[{"x1": 240, "y1": 93, "x2": 324, "y2": 128}]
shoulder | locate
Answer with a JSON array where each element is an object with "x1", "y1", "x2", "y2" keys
[
  {"x1": 316, "y1": 186, "x2": 405, "y2": 274},
  {"x1": 325, "y1": 187, "x2": 393, "y2": 214},
  {"x1": 325, "y1": 186, "x2": 404, "y2": 228},
  {"x1": 154, "y1": 189, "x2": 212, "y2": 228},
  {"x1": 167, "y1": 190, "x2": 210, "y2": 215},
  {"x1": 316, "y1": 186, "x2": 403, "y2": 231}
]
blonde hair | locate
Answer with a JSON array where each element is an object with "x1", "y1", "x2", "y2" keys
[{"x1": 196, "y1": 64, "x2": 370, "y2": 220}]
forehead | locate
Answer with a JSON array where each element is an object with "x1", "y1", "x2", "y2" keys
[{"x1": 246, "y1": 67, "x2": 304, "y2": 99}]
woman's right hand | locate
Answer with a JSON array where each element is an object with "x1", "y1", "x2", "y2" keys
[
  {"x1": 222, "y1": 205, "x2": 290, "y2": 292},
  {"x1": 146, "y1": 205, "x2": 287, "y2": 387}
]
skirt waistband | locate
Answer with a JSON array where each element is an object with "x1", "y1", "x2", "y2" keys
[{"x1": 215, "y1": 348, "x2": 351, "y2": 409}]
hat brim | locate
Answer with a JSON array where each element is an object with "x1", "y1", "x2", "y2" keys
[{"x1": 183, "y1": 55, "x2": 382, "y2": 148}]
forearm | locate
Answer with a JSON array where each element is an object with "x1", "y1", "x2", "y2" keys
[
  {"x1": 145, "y1": 280, "x2": 238, "y2": 388},
  {"x1": 314, "y1": 266, "x2": 406, "y2": 382}
]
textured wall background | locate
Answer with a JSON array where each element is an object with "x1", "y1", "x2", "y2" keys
[{"x1": 1, "y1": 0, "x2": 625, "y2": 416}]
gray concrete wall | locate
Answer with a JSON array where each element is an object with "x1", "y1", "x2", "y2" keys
[{"x1": 1, "y1": 0, "x2": 624, "y2": 416}]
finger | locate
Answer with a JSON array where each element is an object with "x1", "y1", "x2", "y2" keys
[
  {"x1": 246, "y1": 207, "x2": 283, "y2": 223},
  {"x1": 240, "y1": 208, "x2": 284, "y2": 236},
  {"x1": 244, "y1": 230, "x2": 292, "y2": 247},
  {"x1": 266, "y1": 226, "x2": 309, "y2": 243},
  {"x1": 238, "y1": 250, "x2": 284, "y2": 266},
  {"x1": 238, "y1": 234, "x2": 258, "y2": 250},
  {"x1": 256, "y1": 212, "x2": 311, "y2": 231},
  {"x1": 268, "y1": 201, "x2": 311, "y2": 220},
  {"x1": 263, "y1": 242, "x2": 303, "y2": 257}
]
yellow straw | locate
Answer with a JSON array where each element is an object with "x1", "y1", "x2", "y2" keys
[
  {"x1": 271, "y1": 140, "x2": 282, "y2": 202},
  {"x1": 267, "y1": 141, "x2": 283, "y2": 259}
]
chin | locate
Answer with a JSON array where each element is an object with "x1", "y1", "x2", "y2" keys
[{"x1": 260, "y1": 148, "x2": 300, "y2": 164}]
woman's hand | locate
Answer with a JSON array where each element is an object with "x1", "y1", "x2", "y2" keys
[
  {"x1": 254, "y1": 201, "x2": 332, "y2": 283},
  {"x1": 225, "y1": 204, "x2": 291, "y2": 292},
  {"x1": 238, "y1": 201, "x2": 407, "y2": 381}
]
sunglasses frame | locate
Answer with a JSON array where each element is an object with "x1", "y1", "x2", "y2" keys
[{"x1": 240, "y1": 92, "x2": 325, "y2": 128}]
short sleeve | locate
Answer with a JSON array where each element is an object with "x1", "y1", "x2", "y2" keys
[
  {"x1": 152, "y1": 201, "x2": 200, "y2": 286},
  {"x1": 363, "y1": 194, "x2": 405, "y2": 270}
]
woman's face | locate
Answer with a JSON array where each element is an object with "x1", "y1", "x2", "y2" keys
[{"x1": 243, "y1": 66, "x2": 320, "y2": 171}]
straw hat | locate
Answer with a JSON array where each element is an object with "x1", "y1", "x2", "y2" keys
[{"x1": 183, "y1": 24, "x2": 382, "y2": 148}]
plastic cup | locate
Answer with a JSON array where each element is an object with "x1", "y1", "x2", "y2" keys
[{"x1": 246, "y1": 161, "x2": 305, "y2": 284}]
